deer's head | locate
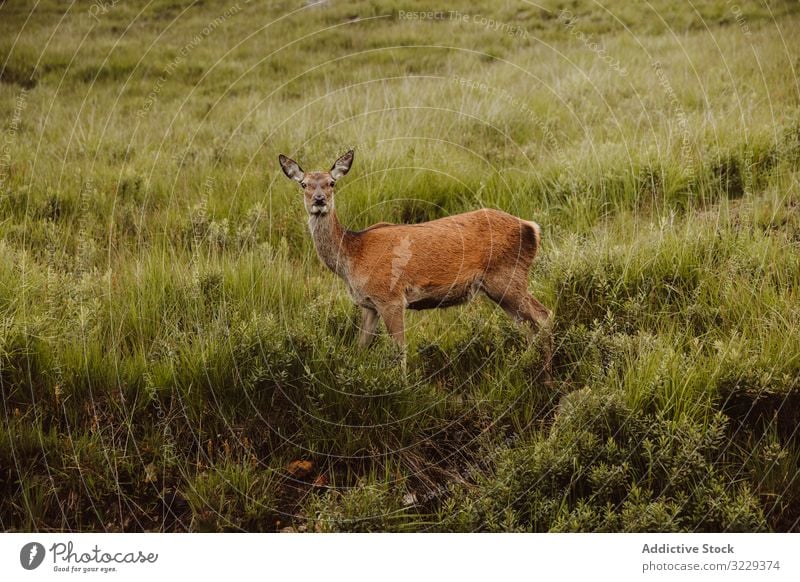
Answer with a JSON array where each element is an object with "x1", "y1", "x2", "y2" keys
[{"x1": 279, "y1": 150, "x2": 354, "y2": 216}]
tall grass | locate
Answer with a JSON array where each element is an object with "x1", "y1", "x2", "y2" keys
[{"x1": 1, "y1": 0, "x2": 799, "y2": 531}]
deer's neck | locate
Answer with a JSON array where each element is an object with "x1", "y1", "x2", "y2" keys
[{"x1": 308, "y1": 210, "x2": 351, "y2": 278}]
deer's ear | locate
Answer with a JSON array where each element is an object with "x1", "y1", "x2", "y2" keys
[
  {"x1": 279, "y1": 154, "x2": 304, "y2": 183},
  {"x1": 330, "y1": 149, "x2": 354, "y2": 181}
]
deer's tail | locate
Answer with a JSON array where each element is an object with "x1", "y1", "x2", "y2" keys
[{"x1": 523, "y1": 220, "x2": 541, "y2": 254}]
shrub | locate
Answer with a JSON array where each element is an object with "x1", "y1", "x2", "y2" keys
[{"x1": 444, "y1": 386, "x2": 768, "y2": 532}]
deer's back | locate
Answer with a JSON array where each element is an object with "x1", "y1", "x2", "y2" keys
[{"x1": 346, "y1": 208, "x2": 539, "y2": 306}]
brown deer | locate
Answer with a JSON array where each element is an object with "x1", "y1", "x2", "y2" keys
[{"x1": 278, "y1": 150, "x2": 552, "y2": 377}]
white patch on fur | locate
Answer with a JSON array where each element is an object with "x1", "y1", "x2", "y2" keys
[{"x1": 389, "y1": 235, "x2": 413, "y2": 291}]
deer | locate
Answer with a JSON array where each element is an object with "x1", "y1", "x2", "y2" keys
[{"x1": 278, "y1": 149, "x2": 553, "y2": 379}]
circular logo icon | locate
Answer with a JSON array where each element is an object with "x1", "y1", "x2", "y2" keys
[{"x1": 20, "y1": 542, "x2": 46, "y2": 570}]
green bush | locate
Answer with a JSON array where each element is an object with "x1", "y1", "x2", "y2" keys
[{"x1": 443, "y1": 387, "x2": 768, "y2": 532}]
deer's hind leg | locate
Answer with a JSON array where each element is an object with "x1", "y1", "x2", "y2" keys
[
  {"x1": 482, "y1": 270, "x2": 553, "y2": 380},
  {"x1": 518, "y1": 293, "x2": 554, "y2": 376}
]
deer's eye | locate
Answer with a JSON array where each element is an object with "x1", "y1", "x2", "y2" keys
[
  {"x1": 329, "y1": 181, "x2": 335, "y2": 187},
  {"x1": 300, "y1": 182, "x2": 307, "y2": 188}
]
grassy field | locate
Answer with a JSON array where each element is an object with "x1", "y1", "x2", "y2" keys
[{"x1": 1, "y1": 0, "x2": 799, "y2": 532}]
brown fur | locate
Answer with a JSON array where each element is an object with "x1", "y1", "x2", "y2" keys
[{"x1": 279, "y1": 151, "x2": 553, "y2": 376}]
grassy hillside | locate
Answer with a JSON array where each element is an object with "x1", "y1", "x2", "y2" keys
[{"x1": 1, "y1": 0, "x2": 799, "y2": 532}]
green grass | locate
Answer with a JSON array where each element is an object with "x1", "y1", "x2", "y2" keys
[{"x1": 1, "y1": 0, "x2": 799, "y2": 531}]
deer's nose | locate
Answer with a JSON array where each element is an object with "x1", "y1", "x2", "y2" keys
[{"x1": 312, "y1": 193, "x2": 326, "y2": 205}]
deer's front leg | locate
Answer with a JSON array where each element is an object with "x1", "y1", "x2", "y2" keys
[
  {"x1": 377, "y1": 304, "x2": 406, "y2": 374},
  {"x1": 358, "y1": 306, "x2": 380, "y2": 348}
]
